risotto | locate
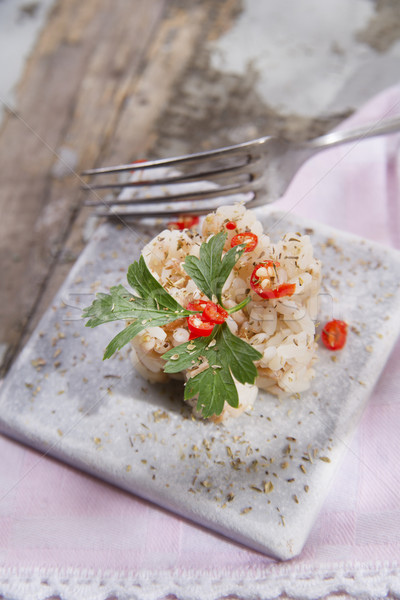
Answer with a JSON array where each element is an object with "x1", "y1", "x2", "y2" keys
[{"x1": 129, "y1": 204, "x2": 322, "y2": 421}]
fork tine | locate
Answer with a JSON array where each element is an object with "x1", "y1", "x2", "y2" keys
[
  {"x1": 84, "y1": 179, "x2": 259, "y2": 207},
  {"x1": 81, "y1": 163, "x2": 256, "y2": 191},
  {"x1": 94, "y1": 193, "x2": 257, "y2": 219},
  {"x1": 80, "y1": 137, "x2": 268, "y2": 177}
]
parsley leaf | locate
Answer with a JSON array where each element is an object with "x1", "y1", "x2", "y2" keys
[
  {"x1": 163, "y1": 331, "x2": 212, "y2": 374},
  {"x1": 218, "y1": 325, "x2": 260, "y2": 384},
  {"x1": 102, "y1": 320, "x2": 145, "y2": 359},
  {"x1": 183, "y1": 232, "x2": 246, "y2": 304},
  {"x1": 163, "y1": 323, "x2": 262, "y2": 418},
  {"x1": 185, "y1": 367, "x2": 238, "y2": 419},
  {"x1": 127, "y1": 256, "x2": 183, "y2": 312},
  {"x1": 83, "y1": 259, "x2": 191, "y2": 359},
  {"x1": 82, "y1": 285, "x2": 137, "y2": 327}
]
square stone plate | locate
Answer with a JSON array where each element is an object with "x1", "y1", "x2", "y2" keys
[{"x1": 1, "y1": 210, "x2": 400, "y2": 560}]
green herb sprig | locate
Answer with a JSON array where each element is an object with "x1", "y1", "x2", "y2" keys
[{"x1": 83, "y1": 232, "x2": 262, "y2": 417}]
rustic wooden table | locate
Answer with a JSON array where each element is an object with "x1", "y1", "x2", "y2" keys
[{"x1": 2, "y1": 0, "x2": 396, "y2": 376}]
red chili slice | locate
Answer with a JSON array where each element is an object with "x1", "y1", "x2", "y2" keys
[
  {"x1": 225, "y1": 221, "x2": 237, "y2": 230},
  {"x1": 231, "y1": 232, "x2": 258, "y2": 253},
  {"x1": 186, "y1": 300, "x2": 209, "y2": 312},
  {"x1": 203, "y1": 301, "x2": 228, "y2": 324},
  {"x1": 273, "y1": 283, "x2": 296, "y2": 298},
  {"x1": 186, "y1": 300, "x2": 227, "y2": 338},
  {"x1": 168, "y1": 216, "x2": 200, "y2": 231},
  {"x1": 321, "y1": 319, "x2": 348, "y2": 351},
  {"x1": 250, "y1": 262, "x2": 295, "y2": 299},
  {"x1": 187, "y1": 314, "x2": 214, "y2": 339}
]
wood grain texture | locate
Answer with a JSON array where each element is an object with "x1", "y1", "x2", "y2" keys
[
  {"x1": 0, "y1": 0, "x2": 167, "y2": 372},
  {"x1": 0, "y1": 0, "x2": 227, "y2": 373}
]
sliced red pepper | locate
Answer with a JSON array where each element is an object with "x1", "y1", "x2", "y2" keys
[
  {"x1": 186, "y1": 300, "x2": 228, "y2": 338},
  {"x1": 250, "y1": 261, "x2": 295, "y2": 299},
  {"x1": 225, "y1": 221, "x2": 237, "y2": 230},
  {"x1": 231, "y1": 232, "x2": 258, "y2": 253},
  {"x1": 186, "y1": 300, "x2": 209, "y2": 312},
  {"x1": 321, "y1": 319, "x2": 348, "y2": 350},
  {"x1": 203, "y1": 301, "x2": 228, "y2": 324},
  {"x1": 168, "y1": 216, "x2": 200, "y2": 231},
  {"x1": 273, "y1": 283, "x2": 296, "y2": 298},
  {"x1": 187, "y1": 314, "x2": 214, "y2": 339}
]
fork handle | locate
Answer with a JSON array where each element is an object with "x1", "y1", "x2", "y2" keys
[{"x1": 305, "y1": 116, "x2": 400, "y2": 149}]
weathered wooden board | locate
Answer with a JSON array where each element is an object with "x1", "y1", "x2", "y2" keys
[{"x1": 0, "y1": 0, "x2": 226, "y2": 374}]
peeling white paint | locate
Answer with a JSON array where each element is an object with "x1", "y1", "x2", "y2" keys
[
  {"x1": 210, "y1": 0, "x2": 400, "y2": 117},
  {"x1": 0, "y1": 0, "x2": 56, "y2": 122},
  {"x1": 1, "y1": 0, "x2": 400, "y2": 127},
  {"x1": 51, "y1": 146, "x2": 79, "y2": 179}
]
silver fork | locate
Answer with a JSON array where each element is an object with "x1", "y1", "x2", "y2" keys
[{"x1": 82, "y1": 117, "x2": 400, "y2": 219}]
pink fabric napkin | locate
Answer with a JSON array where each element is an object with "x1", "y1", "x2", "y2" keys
[{"x1": 1, "y1": 86, "x2": 400, "y2": 600}]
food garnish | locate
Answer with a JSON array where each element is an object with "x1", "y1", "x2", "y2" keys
[
  {"x1": 202, "y1": 302, "x2": 228, "y2": 324},
  {"x1": 225, "y1": 221, "x2": 237, "y2": 230},
  {"x1": 168, "y1": 215, "x2": 200, "y2": 230},
  {"x1": 164, "y1": 320, "x2": 261, "y2": 418},
  {"x1": 186, "y1": 313, "x2": 215, "y2": 339},
  {"x1": 250, "y1": 261, "x2": 296, "y2": 299},
  {"x1": 230, "y1": 232, "x2": 258, "y2": 253},
  {"x1": 321, "y1": 319, "x2": 348, "y2": 350},
  {"x1": 186, "y1": 300, "x2": 228, "y2": 339},
  {"x1": 83, "y1": 231, "x2": 262, "y2": 418},
  {"x1": 82, "y1": 256, "x2": 192, "y2": 359}
]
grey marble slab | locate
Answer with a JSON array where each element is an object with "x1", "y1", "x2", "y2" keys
[{"x1": 1, "y1": 210, "x2": 400, "y2": 560}]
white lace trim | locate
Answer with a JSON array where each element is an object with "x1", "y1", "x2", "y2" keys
[{"x1": 0, "y1": 563, "x2": 399, "y2": 600}]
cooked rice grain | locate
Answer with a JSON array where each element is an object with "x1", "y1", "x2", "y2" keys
[{"x1": 130, "y1": 205, "x2": 321, "y2": 420}]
